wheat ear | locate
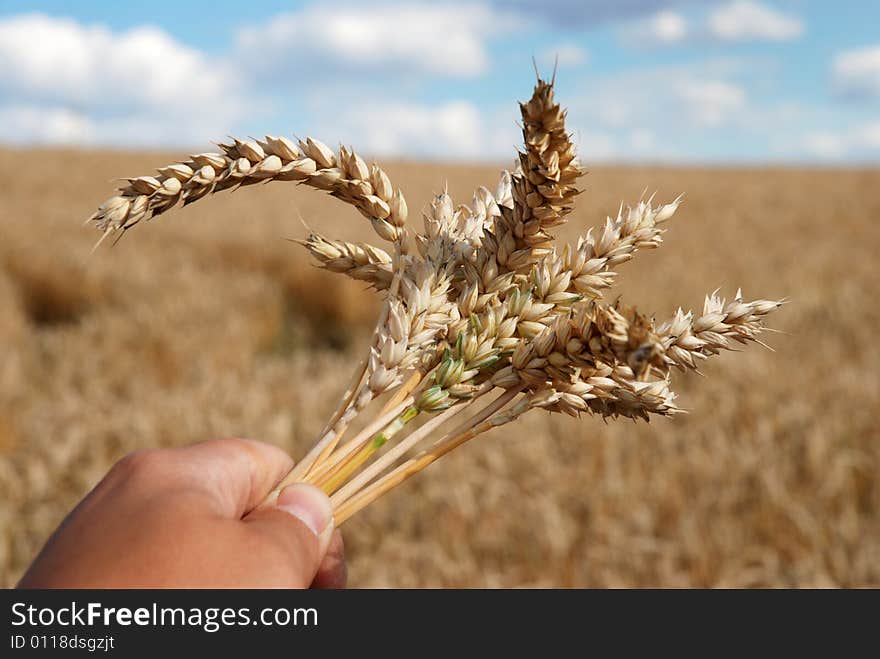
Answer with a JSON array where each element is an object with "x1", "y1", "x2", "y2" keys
[{"x1": 89, "y1": 137, "x2": 409, "y2": 245}]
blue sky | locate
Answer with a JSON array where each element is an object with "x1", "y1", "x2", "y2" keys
[{"x1": 0, "y1": 0, "x2": 878, "y2": 163}]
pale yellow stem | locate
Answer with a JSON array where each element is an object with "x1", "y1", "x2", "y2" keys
[
  {"x1": 305, "y1": 396, "x2": 416, "y2": 486},
  {"x1": 257, "y1": 394, "x2": 412, "y2": 510},
  {"x1": 319, "y1": 405, "x2": 419, "y2": 495},
  {"x1": 330, "y1": 386, "x2": 493, "y2": 509},
  {"x1": 333, "y1": 387, "x2": 525, "y2": 524}
]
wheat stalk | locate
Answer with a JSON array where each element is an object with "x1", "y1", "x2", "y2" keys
[{"x1": 85, "y1": 73, "x2": 785, "y2": 524}]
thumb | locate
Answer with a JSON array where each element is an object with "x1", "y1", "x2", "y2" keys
[{"x1": 243, "y1": 483, "x2": 335, "y2": 588}]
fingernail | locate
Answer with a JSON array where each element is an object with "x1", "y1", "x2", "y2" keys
[{"x1": 275, "y1": 484, "x2": 334, "y2": 538}]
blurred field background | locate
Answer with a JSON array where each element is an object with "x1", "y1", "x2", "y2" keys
[{"x1": 1, "y1": 147, "x2": 878, "y2": 587}]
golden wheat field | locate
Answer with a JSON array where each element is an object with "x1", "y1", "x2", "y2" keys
[{"x1": 1, "y1": 146, "x2": 878, "y2": 587}]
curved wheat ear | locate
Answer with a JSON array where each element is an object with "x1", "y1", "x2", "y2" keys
[{"x1": 87, "y1": 136, "x2": 409, "y2": 246}]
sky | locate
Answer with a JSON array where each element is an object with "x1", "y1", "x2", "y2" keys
[{"x1": 0, "y1": 0, "x2": 878, "y2": 163}]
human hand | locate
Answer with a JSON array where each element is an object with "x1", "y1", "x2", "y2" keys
[{"x1": 18, "y1": 439, "x2": 345, "y2": 588}]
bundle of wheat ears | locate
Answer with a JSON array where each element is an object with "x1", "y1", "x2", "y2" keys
[{"x1": 87, "y1": 75, "x2": 784, "y2": 524}]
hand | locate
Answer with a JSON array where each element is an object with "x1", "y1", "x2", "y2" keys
[{"x1": 17, "y1": 439, "x2": 345, "y2": 588}]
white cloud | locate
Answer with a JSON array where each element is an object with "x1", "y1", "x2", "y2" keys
[
  {"x1": 628, "y1": 129, "x2": 657, "y2": 152},
  {"x1": 676, "y1": 80, "x2": 746, "y2": 126},
  {"x1": 236, "y1": 4, "x2": 515, "y2": 80},
  {"x1": 309, "y1": 99, "x2": 517, "y2": 161},
  {"x1": 803, "y1": 132, "x2": 846, "y2": 159},
  {"x1": 623, "y1": 1, "x2": 803, "y2": 47},
  {"x1": 0, "y1": 14, "x2": 240, "y2": 146},
  {"x1": 0, "y1": 104, "x2": 249, "y2": 148},
  {"x1": 860, "y1": 122, "x2": 880, "y2": 149},
  {"x1": 651, "y1": 10, "x2": 689, "y2": 43},
  {"x1": 349, "y1": 101, "x2": 483, "y2": 158},
  {"x1": 578, "y1": 131, "x2": 618, "y2": 161},
  {"x1": 572, "y1": 128, "x2": 673, "y2": 163},
  {"x1": 625, "y1": 10, "x2": 689, "y2": 46},
  {"x1": 832, "y1": 46, "x2": 880, "y2": 99},
  {"x1": 566, "y1": 60, "x2": 761, "y2": 161},
  {"x1": 707, "y1": 1, "x2": 804, "y2": 42},
  {"x1": 802, "y1": 122, "x2": 880, "y2": 159},
  {"x1": 0, "y1": 105, "x2": 94, "y2": 145}
]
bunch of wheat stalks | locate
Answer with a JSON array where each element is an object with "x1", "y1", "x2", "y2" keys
[{"x1": 87, "y1": 76, "x2": 784, "y2": 524}]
